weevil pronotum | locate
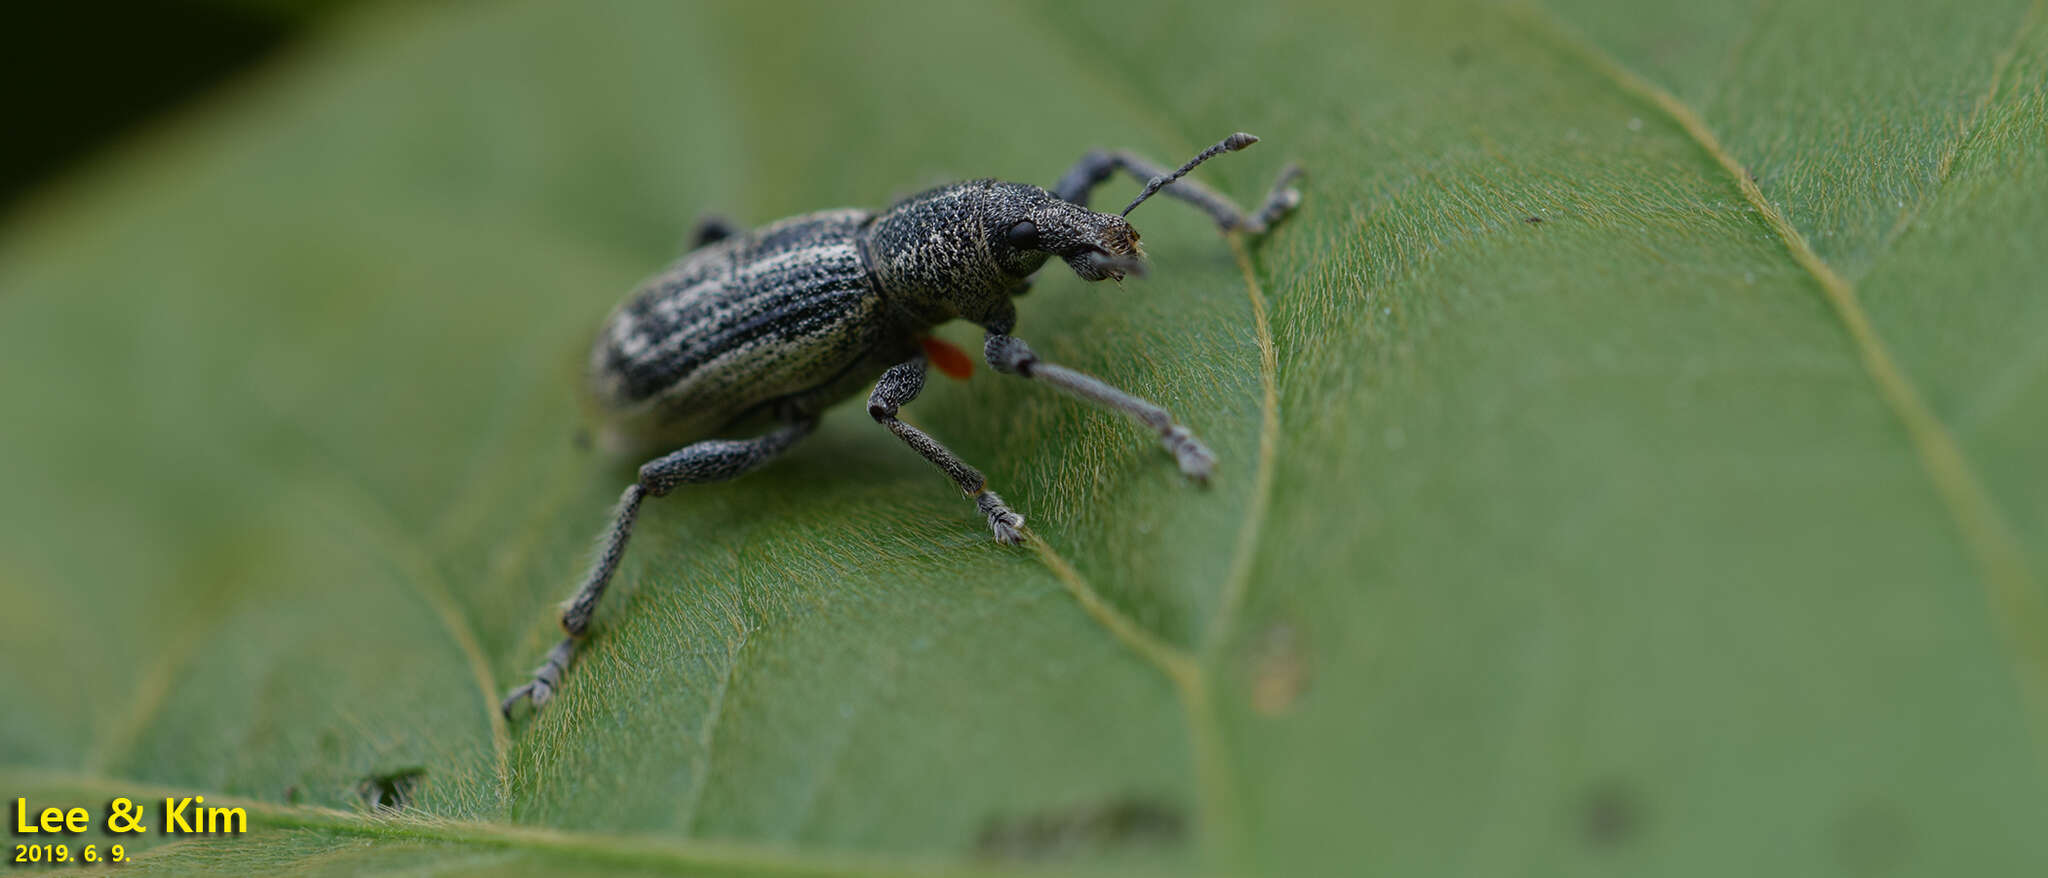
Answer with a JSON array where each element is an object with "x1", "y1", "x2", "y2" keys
[{"x1": 503, "y1": 133, "x2": 1303, "y2": 716}]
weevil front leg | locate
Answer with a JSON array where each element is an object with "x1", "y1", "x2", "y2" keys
[
  {"x1": 983, "y1": 328, "x2": 1215, "y2": 481},
  {"x1": 1053, "y1": 146, "x2": 1303, "y2": 236},
  {"x1": 502, "y1": 416, "x2": 816, "y2": 717},
  {"x1": 869, "y1": 355, "x2": 1026, "y2": 544}
]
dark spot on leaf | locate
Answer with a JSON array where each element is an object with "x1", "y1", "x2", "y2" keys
[
  {"x1": 976, "y1": 797, "x2": 1185, "y2": 861},
  {"x1": 1833, "y1": 801, "x2": 1911, "y2": 874},
  {"x1": 1579, "y1": 780, "x2": 1646, "y2": 849},
  {"x1": 1525, "y1": 215, "x2": 1545, "y2": 224},
  {"x1": 356, "y1": 767, "x2": 427, "y2": 811},
  {"x1": 1449, "y1": 45, "x2": 1473, "y2": 67}
]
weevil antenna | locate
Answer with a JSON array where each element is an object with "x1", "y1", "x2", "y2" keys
[{"x1": 1120, "y1": 132, "x2": 1259, "y2": 217}]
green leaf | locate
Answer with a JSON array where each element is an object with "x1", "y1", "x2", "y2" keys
[{"x1": 4, "y1": 0, "x2": 2046, "y2": 874}]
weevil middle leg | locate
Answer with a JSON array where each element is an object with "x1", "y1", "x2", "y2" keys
[
  {"x1": 868, "y1": 355, "x2": 1026, "y2": 544},
  {"x1": 502, "y1": 416, "x2": 816, "y2": 716},
  {"x1": 980, "y1": 323, "x2": 1215, "y2": 481}
]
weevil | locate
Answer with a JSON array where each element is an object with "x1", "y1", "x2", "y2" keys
[{"x1": 503, "y1": 132, "x2": 1303, "y2": 716}]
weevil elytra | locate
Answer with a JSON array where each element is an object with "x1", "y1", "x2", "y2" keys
[{"x1": 503, "y1": 133, "x2": 1303, "y2": 716}]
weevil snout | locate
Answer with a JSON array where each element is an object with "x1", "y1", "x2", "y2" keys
[{"x1": 1004, "y1": 199, "x2": 1146, "y2": 281}]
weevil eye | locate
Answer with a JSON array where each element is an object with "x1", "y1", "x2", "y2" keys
[{"x1": 1003, "y1": 220, "x2": 1040, "y2": 250}]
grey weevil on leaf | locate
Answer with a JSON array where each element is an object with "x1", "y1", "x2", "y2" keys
[{"x1": 503, "y1": 133, "x2": 1303, "y2": 717}]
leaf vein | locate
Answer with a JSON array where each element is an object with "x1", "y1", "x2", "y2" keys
[
  {"x1": 313, "y1": 476, "x2": 513, "y2": 809},
  {"x1": 0, "y1": 768, "x2": 1036, "y2": 878},
  {"x1": 1000, "y1": 8, "x2": 1282, "y2": 866},
  {"x1": 1517, "y1": 0, "x2": 2048, "y2": 765},
  {"x1": 678, "y1": 621, "x2": 750, "y2": 836},
  {"x1": 1876, "y1": 0, "x2": 2045, "y2": 261},
  {"x1": 1205, "y1": 232, "x2": 1283, "y2": 654}
]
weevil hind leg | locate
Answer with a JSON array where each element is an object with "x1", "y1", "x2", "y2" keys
[
  {"x1": 1053, "y1": 149, "x2": 1303, "y2": 237},
  {"x1": 502, "y1": 416, "x2": 817, "y2": 718},
  {"x1": 868, "y1": 355, "x2": 1026, "y2": 544}
]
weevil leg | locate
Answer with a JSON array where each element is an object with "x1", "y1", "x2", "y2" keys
[
  {"x1": 868, "y1": 355, "x2": 1026, "y2": 544},
  {"x1": 502, "y1": 416, "x2": 816, "y2": 717},
  {"x1": 1053, "y1": 149, "x2": 1304, "y2": 236},
  {"x1": 983, "y1": 330, "x2": 1215, "y2": 481},
  {"x1": 689, "y1": 214, "x2": 740, "y2": 249}
]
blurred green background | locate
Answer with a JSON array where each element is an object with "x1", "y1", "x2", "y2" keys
[
  {"x1": 0, "y1": 2, "x2": 345, "y2": 211},
  {"x1": 3, "y1": 0, "x2": 2046, "y2": 875}
]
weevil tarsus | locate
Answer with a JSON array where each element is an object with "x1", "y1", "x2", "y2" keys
[{"x1": 501, "y1": 636, "x2": 575, "y2": 714}]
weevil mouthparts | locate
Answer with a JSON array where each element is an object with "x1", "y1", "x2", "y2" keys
[{"x1": 1078, "y1": 249, "x2": 1146, "y2": 280}]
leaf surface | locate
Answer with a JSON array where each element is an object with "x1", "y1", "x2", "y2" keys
[{"x1": 3, "y1": 0, "x2": 2045, "y2": 874}]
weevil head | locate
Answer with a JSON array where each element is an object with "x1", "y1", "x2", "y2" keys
[
  {"x1": 981, "y1": 183, "x2": 1145, "y2": 282},
  {"x1": 865, "y1": 133, "x2": 1261, "y2": 326},
  {"x1": 865, "y1": 180, "x2": 1146, "y2": 325}
]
